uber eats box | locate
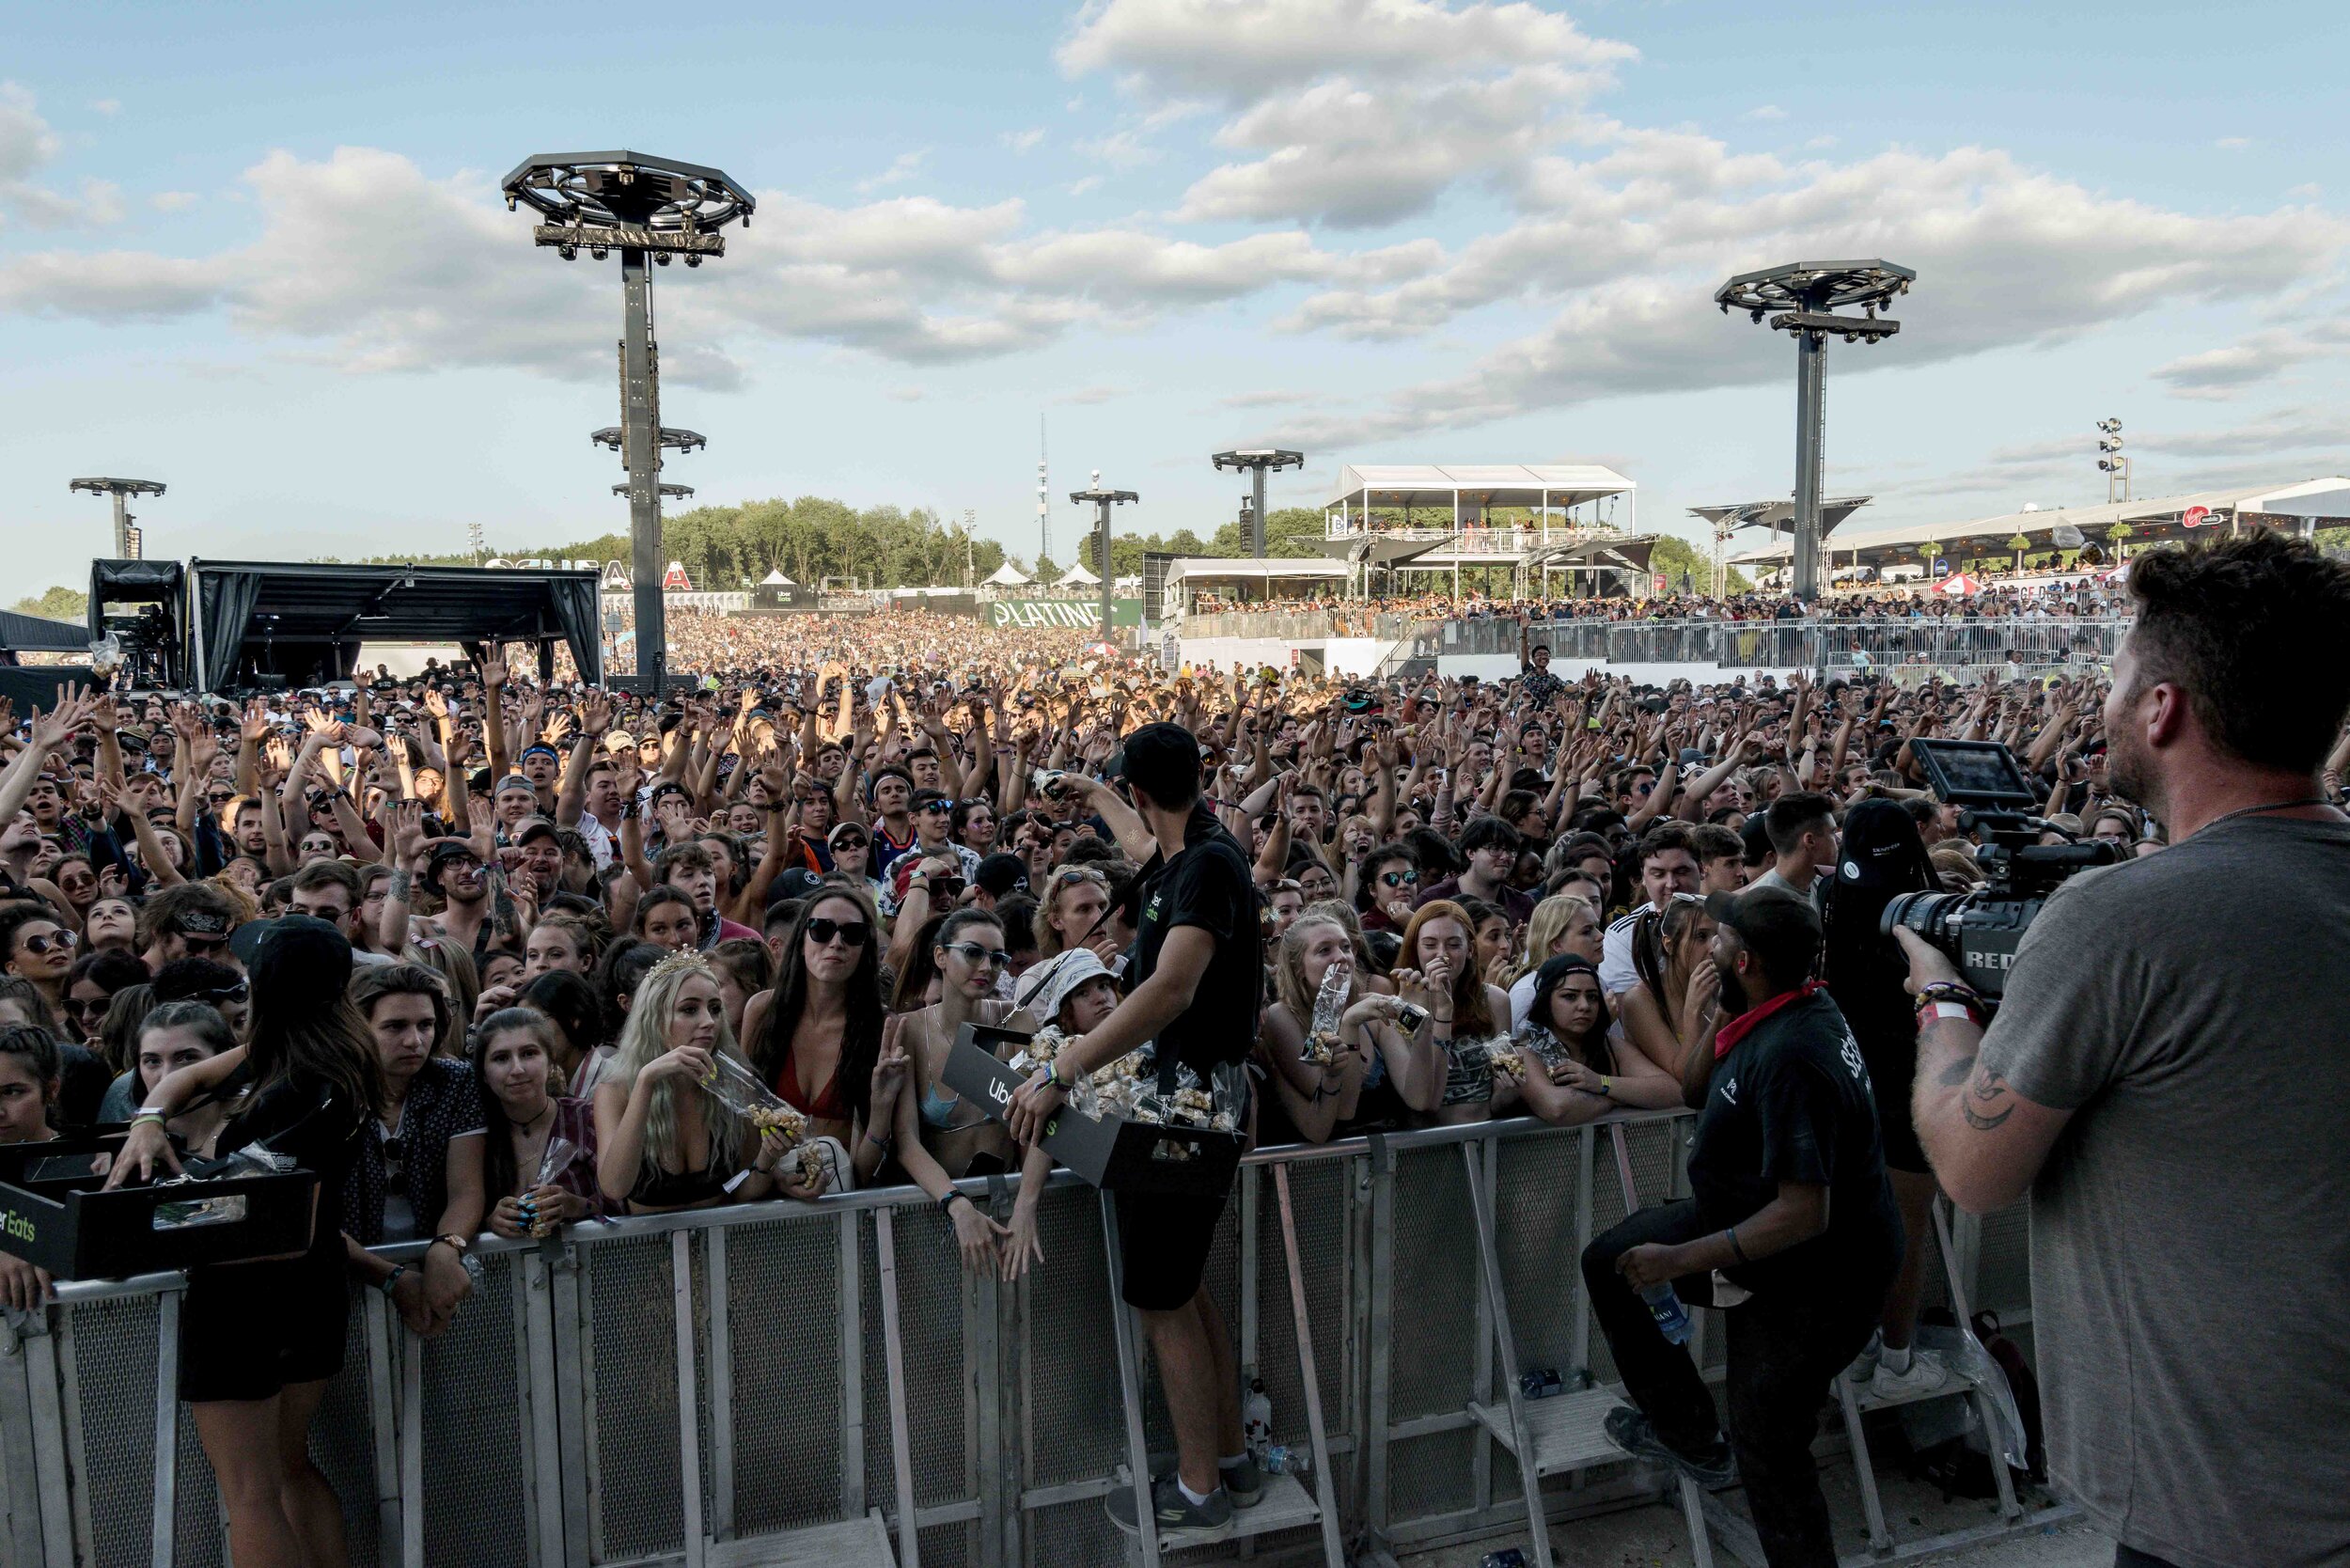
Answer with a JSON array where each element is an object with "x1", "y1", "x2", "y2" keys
[
  {"x1": 0, "y1": 1136, "x2": 320, "y2": 1279},
  {"x1": 944, "y1": 1022, "x2": 1245, "y2": 1197}
]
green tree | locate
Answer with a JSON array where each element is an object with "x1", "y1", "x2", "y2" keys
[
  {"x1": 1648, "y1": 534, "x2": 1749, "y2": 595},
  {"x1": 10, "y1": 585, "x2": 88, "y2": 621}
]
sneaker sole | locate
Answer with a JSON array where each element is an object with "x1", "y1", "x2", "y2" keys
[
  {"x1": 1605, "y1": 1418, "x2": 1734, "y2": 1489},
  {"x1": 1106, "y1": 1509, "x2": 1236, "y2": 1545}
]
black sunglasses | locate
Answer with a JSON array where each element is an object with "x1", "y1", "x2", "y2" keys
[
  {"x1": 1378, "y1": 869, "x2": 1418, "y2": 888},
  {"x1": 806, "y1": 917, "x2": 870, "y2": 949}
]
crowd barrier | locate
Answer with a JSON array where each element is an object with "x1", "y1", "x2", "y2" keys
[
  {"x1": 1357, "y1": 618, "x2": 2128, "y2": 682},
  {"x1": 1, "y1": 1112, "x2": 2034, "y2": 1568}
]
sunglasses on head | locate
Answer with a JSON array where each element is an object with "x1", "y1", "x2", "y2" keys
[
  {"x1": 806, "y1": 917, "x2": 870, "y2": 949},
  {"x1": 942, "y1": 940, "x2": 1010, "y2": 970}
]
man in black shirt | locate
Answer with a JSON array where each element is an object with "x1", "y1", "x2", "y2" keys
[
  {"x1": 1580, "y1": 886, "x2": 1900, "y2": 1566},
  {"x1": 1008, "y1": 723, "x2": 1260, "y2": 1546}
]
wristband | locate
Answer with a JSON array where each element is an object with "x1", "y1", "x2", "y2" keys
[
  {"x1": 1725, "y1": 1225, "x2": 1750, "y2": 1266},
  {"x1": 1921, "y1": 999, "x2": 1982, "y2": 1025},
  {"x1": 131, "y1": 1110, "x2": 167, "y2": 1132},
  {"x1": 1048, "y1": 1057, "x2": 1076, "y2": 1090},
  {"x1": 377, "y1": 1262, "x2": 407, "y2": 1296},
  {"x1": 938, "y1": 1191, "x2": 970, "y2": 1217}
]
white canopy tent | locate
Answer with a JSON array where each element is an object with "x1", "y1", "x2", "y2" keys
[
  {"x1": 981, "y1": 561, "x2": 1031, "y2": 587},
  {"x1": 1055, "y1": 561, "x2": 1100, "y2": 588},
  {"x1": 759, "y1": 568, "x2": 795, "y2": 587}
]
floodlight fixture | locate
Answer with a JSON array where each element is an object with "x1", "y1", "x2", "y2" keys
[
  {"x1": 70, "y1": 477, "x2": 166, "y2": 559},
  {"x1": 2093, "y1": 417, "x2": 2131, "y2": 502},
  {"x1": 1211, "y1": 447, "x2": 1305, "y2": 557},
  {"x1": 590, "y1": 426, "x2": 707, "y2": 459},
  {"x1": 1714, "y1": 259, "x2": 1915, "y2": 598},
  {"x1": 1069, "y1": 477, "x2": 1139, "y2": 640},
  {"x1": 616, "y1": 482, "x2": 697, "y2": 499},
  {"x1": 504, "y1": 149, "x2": 753, "y2": 690}
]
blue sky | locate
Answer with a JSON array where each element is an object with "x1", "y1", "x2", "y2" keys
[{"x1": 3, "y1": 0, "x2": 2343, "y2": 595}]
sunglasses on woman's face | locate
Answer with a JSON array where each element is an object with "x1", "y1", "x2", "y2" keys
[
  {"x1": 1379, "y1": 869, "x2": 1418, "y2": 888},
  {"x1": 943, "y1": 940, "x2": 1010, "y2": 971},
  {"x1": 21, "y1": 931, "x2": 76, "y2": 956},
  {"x1": 67, "y1": 995, "x2": 110, "y2": 1018},
  {"x1": 806, "y1": 917, "x2": 870, "y2": 949}
]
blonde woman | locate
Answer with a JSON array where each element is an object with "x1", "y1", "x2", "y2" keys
[
  {"x1": 1259, "y1": 914, "x2": 1433, "y2": 1143},
  {"x1": 592, "y1": 950, "x2": 814, "y2": 1214},
  {"x1": 1505, "y1": 895, "x2": 1605, "y2": 1027}
]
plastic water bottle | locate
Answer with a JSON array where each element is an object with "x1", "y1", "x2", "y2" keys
[
  {"x1": 1641, "y1": 1281, "x2": 1693, "y2": 1345},
  {"x1": 1480, "y1": 1550, "x2": 1528, "y2": 1568},
  {"x1": 1263, "y1": 1444, "x2": 1310, "y2": 1476},
  {"x1": 1242, "y1": 1378, "x2": 1273, "y2": 1464}
]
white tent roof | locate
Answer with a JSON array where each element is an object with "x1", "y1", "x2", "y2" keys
[
  {"x1": 759, "y1": 568, "x2": 794, "y2": 586},
  {"x1": 1056, "y1": 561, "x2": 1100, "y2": 587},
  {"x1": 982, "y1": 561, "x2": 1030, "y2": 587},
  {"x1": 1327, "y1": 463, "x2": 1634, "y2": 510},
  {"x1": 1164, "y1": 557, "x2": 1352, "y2": 586}
]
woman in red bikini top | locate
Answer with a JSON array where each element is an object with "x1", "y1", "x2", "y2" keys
[{"x1": 741, "y1": 887, "x2": 890, "y2": 1174}]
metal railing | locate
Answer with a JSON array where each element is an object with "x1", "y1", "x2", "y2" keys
[{"x1": 1, "y1": 1111, "x2": 2032, "y2": 1568}]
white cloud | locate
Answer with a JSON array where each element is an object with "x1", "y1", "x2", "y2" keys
[
  {"x1": 88, "y1": 98, "x2": 120, "y2": 117},
  {"x1": 0, "y1": 84, "x2": 61, "y2": 179},
  {"x1": 2152, "y1": 318, "x2": 2350, "y2": 400},
  {"x1": 1068, "y1": 175, "x2": 1104, "y2": 196},
  {"x1": 1804, "y1": 134, "x2": 1836, "y2": 150},
  {"x1": 856, "y1": 149, "x2": 929, "y2": 193},
  {"x1": 1002, "y1": 127, "x2": 1045, "y2": 153},
  {"x1": 1076, "y1": 129, "x2": 1158, "y2": 168},
  {"x1": 2215, "y1": 136, "x2": 2250, "y2": 149},
  {"x1": 1745, "y1": 104, "x2": 1785, "y2": 121},
  {"x1": 2287, "y1": 182, "x2": 2322, "y2": 199},
  {"x1": 150, "y1": 190, "x2": 198, "y2": 211},
  {"x1": 0, "y1": 83, "x2": 121, "y2": 229}
]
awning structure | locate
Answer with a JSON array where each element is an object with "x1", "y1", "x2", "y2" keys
[
  {"x1": 982, "y1": 561, "x2": 1031, "y2": 587},
  {"x1": 0, "y1": 610, "x2": 93, "y2": 655},
  {"x1": 1325, "y1": 463, "x2": 1635, "y2": 514},
  {"x1": 185, "y1": 559, "x2": 603, "y2": 691},
  {"x1": 1055, "y1": 562, "x2": 1100, "y2": 588},
  {"x1": 759, "y1": 568, "x2": 795, "y2": 587}
]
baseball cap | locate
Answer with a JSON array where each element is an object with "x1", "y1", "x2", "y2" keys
[
  {"x1": 426, "y1": 839, "x2": 481, "y2": 880},
  {"x1": 230, "y1": 915, "x2": 353, "y2": 1010},
  {"x1": 494, "y1": 774, "x2": 537, "y2": 797},
  {"x1": 769, "y1": 868, "x2": 825, "y2": 904},
  {"x1": 1114, "y1": 721, "x2": 1200, "y2": 808},
  {"x1": 827, "y1": 822, "x2": 870, "y2": 848},
  {"x1": 605, "y1": 731, "x2": 636, "y2": 753},
  {"x1": 514, "y1": 816, "x2": 561, "y2": 847},
  {"x1": 1702, "y1": 886, "x2": 1822, "y2": 986},
  {"x1": 974, "y1": 852, "x2": 1028, "y2": 899}
]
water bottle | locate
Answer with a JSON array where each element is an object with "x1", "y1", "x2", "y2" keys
[
  {"x1": 1480, "y1": 1550, "x2": 1528, "y2": 1568},
  {"x1": 1641, "y1": 1281, "x2": 1693, "y2": 1346},
  {"x1": 1263, "y1": 1444, "x2": 1310, "y2": 1476},
  {"x1": 1242, "y1": 1378, "x2": 1273, "y2": 1464},
  {"x1": 1519, "y1": 1368, "x2": 1563, "y2": 1400}
]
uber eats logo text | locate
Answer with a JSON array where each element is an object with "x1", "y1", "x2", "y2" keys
[{"x1": 3, "y1": 1207, "x2": 33, "y2": 1243}]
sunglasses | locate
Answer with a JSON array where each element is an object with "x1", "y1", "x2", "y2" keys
[
  {"x1": 1052, "y1": 869, "x2": 1104, "y2": 889},
  {"x1": 916, "y1": 800, "x2": 953, "y2": 815},
  {"x1": 831, "y1": 837, "x2": 869, "y2": 851},
  {"x1": 67, "y1": 995, "x2": 111, "y2": 1017},
  {"x1": 1378, "y1": 869, "x2": 1418, "y2": 888},
  {"x1": 186, "y1": 980, "x2": 250, "y2": 1005},
  {"x1": 806, "y1": 917, "x2": 870, "y2": 949},
  {"x1": 19, "y1": 931, "x2": 77, "y2": 956},
  {"x1": 942, "y1": 940, "x2": 1010, "y2": 970}
]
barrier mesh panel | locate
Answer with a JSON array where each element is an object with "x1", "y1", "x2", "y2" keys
[
  {"x1": 726, "y1": 1215, "x2": 846, "y2": 1534},
  {"x1": 1979, "y1": 1203, "x2": 2032, "y2": 1320},
  {"x1": 418, "y1": 1252, "x2": 531, "y2": 1567},
  {"x1": 1388, "y1": 1427, "x2": 1477, "y2": 1525},
  {"x1": 311, "y1": 1301, "x2": 381, "y2": 1564},
  {"x1": 863, "y1": 1204, "x2": 973, "y2": 1516},
  {"x1": 1388, "y1": 1146, "x2": 1475, "y2": 1420},
  {"x1": 1495, "y1": 1135, "x2": 1582, "y2": 1384},
  {"x1": 1026, "y1": 1494, "x2": 1131, "y2": 1568},
  {"x1": 170, "y1": 1395, "x2": 224, "y2": 1568},
  {"x1": 66, "y1": 1294, "x2": 158, "y2": 1568},
  {"x1": 1020, "y1": 1185, "x2": 1122, "y2": 1493},
  {"x1": 1250, "y1": 1161, "x2": 1352, "y2": 1457},
  {"x1": 589, "y1": 1233, "x2": 687, "y2": 1559}
]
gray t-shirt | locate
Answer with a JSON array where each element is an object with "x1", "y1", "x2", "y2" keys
[{"x1": 1979, "y1": 814, "x2": 2350, "y2": 1568}]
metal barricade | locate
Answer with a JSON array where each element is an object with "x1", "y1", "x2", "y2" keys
[{"x1": 3, "y1": 1115, "x2": 2039, "y2": 1568}]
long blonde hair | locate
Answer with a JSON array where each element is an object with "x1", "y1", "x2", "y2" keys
[
  {"x1": 1508, "y1": 894, "x2": 1597, "y2": 988},
  {"x1": 1273, "y1": 913, "x2": 1367, "y2": 1027},
  {"x1": 609, "y1": 952, "x2": 752, "y2": 1183}
]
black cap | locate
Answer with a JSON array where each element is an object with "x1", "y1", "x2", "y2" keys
[
  {"x1": 426, "y1": 839, "x2": 481, "y2": 880},
  {"x1": 769, "y1": 868, "x2": 825, "y2": 904},
  {"x1": 974, "y1": 852, "x2": 1028, "y2": 899},
  {"x1": 1702, "y1": 886, "x2": 1822, "y2": 988},
  {"x1": 231, "y1": 915, "x2": 352, "y2": 1010},
  {"x1": 515, "y1": 816, "x2": 561, "y2": 847},
  {"x1": 1115, "y1": 721, "x2": 1200, "y2": 808}
]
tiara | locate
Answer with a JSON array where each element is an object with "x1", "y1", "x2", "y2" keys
[{"x1": 646, "y1": 949, "x2": 716, "y2": 987}]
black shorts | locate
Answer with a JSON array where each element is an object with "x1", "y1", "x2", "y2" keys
[
  {"x1": 1114, "y1": 1184, "x2": 1233, "y2": 1312},
  {"x1": 1860, "y1": 1036, "x2": 1929, "y2": 1176},
  {"x1": 179, "y1": 1250, "x2": 350, "y2": 1403}
]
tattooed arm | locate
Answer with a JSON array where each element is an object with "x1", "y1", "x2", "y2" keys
[{"x1": 1893, "y1": 929, "x2": 2074, "y2": 1214}]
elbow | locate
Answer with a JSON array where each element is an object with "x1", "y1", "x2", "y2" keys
[{"x1": 1938, "y1": 1165, "x2": 2023, "y2": 1217}]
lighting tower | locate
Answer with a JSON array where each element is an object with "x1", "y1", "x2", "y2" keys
[
  {"x1": 70, "y1": 478, "x2": 165, "y2": 559},
  {"x1": 502, "y1": 151, "x2": 754, "y2": 689},
  {"x1": 1069, "y1": 469, "x2": 1137, "y2": 640},
  {"x1": 2095, "y1": 418, "x2": 2130, "y2": 503},
  {"x1": 1715, "y1": 259, "x2": 1914, "y2": 598},
  {"x1": 1212, "y1": 447, "x2": 1306, "y2": 557},
  {"x1": 1037, "y1": 416, "x2": 1052, "y2": 566}
]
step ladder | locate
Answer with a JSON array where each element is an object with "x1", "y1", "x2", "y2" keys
[
  {"x1": 1459, "y1": 1126, "x2": 1717, "y2": 1568},
  {"x1": 1827, "y1": 1199, "x2": 2024, "y2": 1560},
  {"x1": 1101, "y1": 1166, "x2": 1349, "y2": 1568}
]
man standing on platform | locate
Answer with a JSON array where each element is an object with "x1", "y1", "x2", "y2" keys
[{"x1": 1008, "y1": 723, "x2": 1263, "y2": 1546}]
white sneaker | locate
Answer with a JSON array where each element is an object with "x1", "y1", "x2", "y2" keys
[
  {"x1": 1867, "y1": 1350, "x2": 1950, "y2": 1403},
  {"x1": 1842, "y1": 1331, "x2": 1882, "y2": 1388}
]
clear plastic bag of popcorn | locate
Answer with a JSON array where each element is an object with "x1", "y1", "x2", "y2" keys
[{"x1": 698, "y1": 1052, "x2": 807, "y2": 1145}]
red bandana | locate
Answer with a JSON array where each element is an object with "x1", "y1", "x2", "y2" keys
[{"x1": 1714, "y1": 980, "x2": 1825, "y2": 1059}]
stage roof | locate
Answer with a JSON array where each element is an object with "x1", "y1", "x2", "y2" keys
[
  {"x1": 1326, "y1": 463, "x2": 1634, "y2": 511},
  {"x1": 189, "y1": 559, "x2": 603, "y2": 690},
  {"x1": 1729, "y1": 478, "x2": 2350, "y2": 567},
  {"x1": 0, "y1": 610, "x2": 93, "y2": 654},
  {"x1": 1688, "y1": 496, "x2": 1873, "y2": 541},
  {"x1": 1165, "y1": 557, "x2": 1352, "y2": 585}
]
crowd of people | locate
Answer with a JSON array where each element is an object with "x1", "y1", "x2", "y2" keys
[
  {"x1": 1180, "y1": 576, "x2": 2132, "y2": 624},
  {"x1": 0, "y1": 532, "x2": 2342, "y2": 1568}
]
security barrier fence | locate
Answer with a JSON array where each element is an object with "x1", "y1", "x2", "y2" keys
[
  {"x1": 1357, "y1": 618, "x2": 2128, "y2": 681},
  {"x1": 1, "y1": 1111, "x2": 2033, "y2": 1568}
]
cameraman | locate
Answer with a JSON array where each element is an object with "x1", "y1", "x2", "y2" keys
[{"x1": 1895, "y1": 534, "x2": 2350, "y2": 1568}]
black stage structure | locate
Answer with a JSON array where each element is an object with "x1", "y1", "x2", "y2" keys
[{"x1": 89, "y1": 558, "x2": 603, "y2": 693}]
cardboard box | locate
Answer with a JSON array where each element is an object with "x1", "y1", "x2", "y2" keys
[
  {"x1": 942, "y1": 1023, "x2": 1245, "y2": 1197},
  {"x1": 0, "y1": 1136, "x2": 321, "y2": 1280}
]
